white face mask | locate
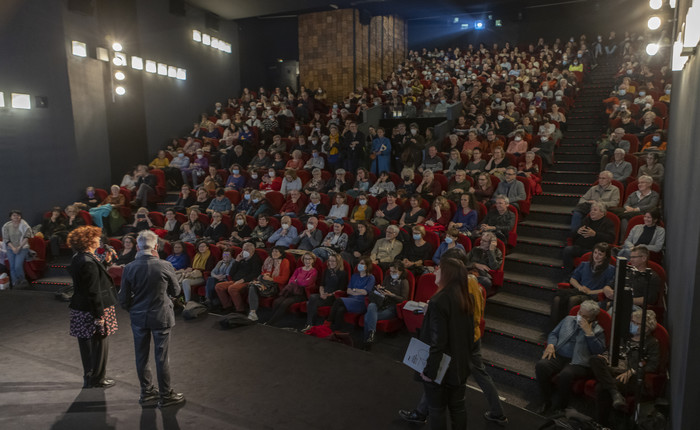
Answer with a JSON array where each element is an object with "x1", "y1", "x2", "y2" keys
[
  {"x1": 411, "y1": 129, "x2": 418, "y2": 135},
  {"x1": 268, "y1": 172, "x2": 275, "y2": 178},
  {"x1": 237, "y1": 219, "x2": 245, "y2": 226},
  {"x1": 281, "y1": 223, "x2": 290, "y2": 230},
  {"x1": 197, "y1": 154, "x2": 203, "y2": 159},
  {"x1": 307, "y1": 223, "x2": 315, "y2": 230},
  {"x1": 241, "y1": 250, "x2": 251, "y2": 259}
]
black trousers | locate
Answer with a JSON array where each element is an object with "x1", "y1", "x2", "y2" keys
[
  {"x1": 78, "y1": 334, "x2": 109, "y2": 385},
  {"x1": 422, "y1": 381, "x2": 467, "y2": 430},
  {"x1": 267, "y1": 293, "x2": 305, "y2": 325},
  {"x1": 327, "y1": 300, "x2": 348, "y2": 330},
  {"x1": 535, "y1": 355, "x2": 592, "y2": 410},
  {"x1": 589, "y1": 356, "x2": 636, "y2": 425},
  {"x1": 131, "y1": 325, "x2": 172, "y2": 395}
]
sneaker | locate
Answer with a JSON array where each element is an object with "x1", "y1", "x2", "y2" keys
[
  {"x1": 398, "y1": 409, "x2": 427, "y2": 424},
  {"x1": 612, "y1": 390, "x2": 626, "y2": 409},
  {"x1": 139, "y1": 387, "x2": 159, "y2": 405},
  {"x1": 484, "y1": 411, "x2": 509, "y2": 425},
  {"x1": 158, "y1": 390, "x2": 185, "y2": 408},
  {"x1": 248, "y1": 310, "x2": 258, "y2": 321},
  {"x1": 301, "y1": 325, "x2": 312, "y2": 333}
]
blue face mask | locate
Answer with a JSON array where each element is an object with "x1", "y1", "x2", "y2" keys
[
  {"x1": 652, "y1": 136, "x2": 661, "y2": 142},
  {"x1": 232, "y1": 169, "x2": 240, "y2": 175},
  {"x1": 178, "y1": 153, "x2": 184, "y2": 158},
  {"x1": 444, "y1": 237, "x2": 453, "y2": 244},
  {"x1": 413, "y1": 233, "x2": 422, "y2": 241},
  {"x1": 619, "y1": 90, "x2": 627, "y2": 96},
  {"x1": 357, "y1": 264, "x2": 366, "y2": 272},
  {"x1": 665, "y1": 89, "x2": 671, "y2": 95},
  {"x1": 252, "y1": 198, "x2": 260, "y2": 204},
  {"x1": 630, "y1": 322, "x2": 640, "y2": 336},
  {"x1": 244, "y1": 194, "x2": 251, "y2": 200}
]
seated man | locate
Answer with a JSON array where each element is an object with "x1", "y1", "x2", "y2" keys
[
  {"x1": 465, "y1": 231, "x2": 503, "y2": 293},
  {"x1": 597, "y1": 128, "x2": 630, "y2": 170},
  {"x1": 491, "y1": 167, "x2": 526, "y2": 210},
  {"x1": 601, "y1": 245, "x2": 661, "y2": 309},
  {"x1": 563, "y1": 202, "x2": 616, "y2": 276},
  {"x1": 608, "y1": 175, "x2": 660, "y2": 232},
  {"x1": 418, "y1": 145, "x2": 443, "y2": 173},
  {"x1": 604, "y1": 148, "x2": 632, "y2": 183},
  {"x1": 475, "y1": 195, "x2": 515, "y2": 242},
  {"x1": 294, "y1": 217, "x2": 323, "y2": 252},
  {"x1": 214, "y1": 242, "x2": 263, "y2": 313},
  {"x1": 570, "y1": 170, "x2": 620, "y2": 232},
  {"x1": 131, "y1": 165, "x2": 157, "y2": 208},
  {"x1": 369, "y1": 225, "x2": 403, "y2": 271},
  {"x1": 482, "y1": 130, "x2": 505, "y2": 155},
  {"x1": 535, "y1": 300, "x2": 606, "y2": 415},
  {"x1": 268, "y1": 216, "x2": 298, "y2": 247}
]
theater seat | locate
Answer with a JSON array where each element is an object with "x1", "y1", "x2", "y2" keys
[
  {"x1": 358, "y1": 270, "x2": 416, "y2": 334},
  {"x1": 399, "y1": 273, "x2": 439, "y2": 333}
]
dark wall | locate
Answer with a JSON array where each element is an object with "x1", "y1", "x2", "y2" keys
[{"x1": 237, "y1": 17, "x2": 299, "y2": 92}]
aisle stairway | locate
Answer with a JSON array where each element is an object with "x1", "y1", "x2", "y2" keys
[{"x1": 478, "y1": 63, "x2": 620, "y2": 408}]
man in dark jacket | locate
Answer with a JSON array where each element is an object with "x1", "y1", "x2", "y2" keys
[
  {"x1": 119, "y1": 230, "x2": 184, "y2": 408},
  {"x1": 214, "y1": 242, "x2": 263, "y2": 312},
  {"x1": 562, "y1": 202, "x2": 616, "y2": 276}
]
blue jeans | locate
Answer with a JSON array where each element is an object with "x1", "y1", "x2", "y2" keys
[
  {"x1": 570, "y1": 210, "x2": 585, "y2": 232},
  {"x1": 204, "y1": 277, "x2": 220, "y2": 303},
  {"x1": 363, "y1": 303, "x2": 397, "y2": 337},
  {"x1": 7, "y1": 247, "x2": 28, "y2": 284}
]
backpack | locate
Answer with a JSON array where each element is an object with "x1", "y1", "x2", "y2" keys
[
  {"x1": 182, "y1": 301, "x2": 208, "y2": 320},
  {"x1": 538, "y1": 409, "x2": 608, "y2": 430}
]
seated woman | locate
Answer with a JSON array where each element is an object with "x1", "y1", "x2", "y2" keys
[
  {"x1": 396, "y1": 168, "x2": 417, "y2": 198},
  {"x1": 179, "y1": 208, "x2": 205, "y2": 243},
  {"x1": 268, "y1": 215, "x2": 298, "y2": 247},
  {"x1": 364, "y1": 261, "x2": 410, "y2": 344},
  {"x1": 193, "y1": 188, "x2": 212, "y2": 213},
  {"x1": 608, "y1": 175, "x2": 660, "y2": 232},
  {"x1": 370, "y1": 225, "x2": 403, "y2": 271},
  {"x1": 300, "y1": 191, "x2": 327, "y2": 223},
  {"x1": 124, "y1": 207, "x2": 153, "y2": 234},
  {"x1": 470, "y1": 172, "x2": 495, "y2": 204},
  {"x1": 342, "y1": 221, "x2": 375, "y2": 268},
  {"x1": 220, "y1": 212, "x2": 252, "y2": 248},
  {"x1": 246, "y1": 246, "x2": 291, "y2": 321},
  {"x1": 280, "y1": 169, "x2": 303, "y2": 195},
  {"x1": 423, "y1": 196, "x2": 452, "y2": 233},
  {"x1": 325, "y1": 192, "x2": 349, "y2": 224},
  {"x1": 2, "y1": 210, "x2": 34, "y2": 288},
  {"x1": 347, "y1": 168, "x2": 371, "y2": 198},
  {"x1": 484, "y1": 147, "x2": 510, "y2": 180},
  {"x1": 42, "y1": 206, "x2": 66, "y2": 258},
  {"x1": 399, "y1": 194, "x2": 427, "y2": 230},
  {"x1": 120, "y1": 168, "x2": 137, "y2": 193},
  {"x1": 444, "y1": 149, "x2": 466, "y2": 178},
  {"x1": 98, "y1": 185, "x2": 127, "y2": 234},
  {"x1": 106, "y1": 234, "x2": 137, "y2": 283},
  {"x1": 278, "y1": 189, "x2": 304, "y2": 218},
  {"x1": 326, "y1": 257, "x2": 375, "y2": 330},
  {"x1": 369, "y1": 171, "x2": 396, "y2": 198},
  {"x1": 201, "y1": 165, "x2": 223, "y2": 192},
  {"x1": 302, "y1": 168, "x2": 326, "y2": 195},
  {"x1": 259, "y1": 169, "x2": 282, "y2": 192},
  {"x1": 465, "y1": 147, "x2": 487, "y2": 180},
  {"x1": 532, "y1": 133, "x2": 555, "y2": 168},
  {"x1": 271, "y1": 152, "x2": 286, "y2": 171},
  {"x1": 285, "y1": 150, "x2": 305, "y2": 170},
  {"x1": 617, "y1": 209, "x2": 665, "y2": 259},
  {"x1": 202, "y1": 211, "x2": 229, "y2": 243},
  {"x1": 400, "y1": 225, "x2": 434, "y2": 277},
  {"x1": 303, "y1": 252, "x2": 348, "y2": 330},
  {"x1": 236, "y1": 188, "x2": 253, "y2": 214},
  {"x1": 506, "y1": 131, "x2": 528, "y2": 157},
  {"x1": 180, "y1": 240, "x2": 216, "y2": 303},
  {"x1": 432, "y1": 228, "x2": 466, "y2": 265},
  {"x1": 349, "y1": 193, "x2": 373, "y2": 225},
  {"x1": 224, "y1": 164, "x2": 246, "y2": 191},
  {"x1": 517, "y1": 151, "x2": 542, "y2": 195},
  {"x1": 165, "y1": 241, "x2": 190, "y2": 271},
  {"x1": 449, "y1": 192, "x2": 478, "y2": 237},
  {"x1": 202, "y1": 250, "x2": 235, "y2": 308},
  {"x1": 172, "y1": 184, "x2": 196, "y2": 213},
  {"x1": 551, "y1": 242, "x2": 615, "y2": 327},
  {"x1": 249, "y1": 214, "x2": 274, "y2": 248},
  {"x1": 637, "y1": 152, "x2": 664, "y2": 185},
  {"x1": 265, "y1": 252, "x2": 319, "y2": 326},
  {"x1": 372, "y1": 191, "x2": 403, "y2": 230},
  {"x1": 416, "y1": 170, "x2": 441, "y2": 201},
  {"x1": 313, "y1": 220, "x2": 349, "y2": 261},
  {"x1": 161, "y1": 209, "x2": 182, "y2": 242},
  {"x1": 246, "y1": 190, "x2": 272, "y2": 218}
]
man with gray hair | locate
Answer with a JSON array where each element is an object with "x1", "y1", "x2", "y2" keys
[
  {"x1": 492, "y1": 166, "x2": 526, "y2": 210},
  {"x1": 563, "y1": 201, "x2": 616, "y2": 275},
  {"x1": 477, "y1": 195, "x2": 515, "y2": 242},
  {"x1": 597, "y1": 128, "x2": 630, "y2": 170},
  {"x1": 535, "y1": 299, "x2": 606, "y2": 414},
  {"x1": 570, "y1": 170, "x2": 620, "y2": 231},
  {"x1": 604, "y1": 148, "x2": 632, "y2": 183},
  {"x1": 119, "y1": 230, "x2": 184, "y2": 408}
]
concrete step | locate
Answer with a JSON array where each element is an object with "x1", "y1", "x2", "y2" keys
[
  {"x1": 555, "y1": 144, "x2": 597, "y2": 153},
  {"x1": 481, "y1": 326, "x2": 544, "y2": 364},
  {"x1": 485, "y1": 314, "x2": 548, "y2": 344},
  {"x1": 527, "y1": 204, "x2": 573, "y2": 224},
  {"x1": 31, "y1": 275, "x2": 73, "y2": 293},
  {"x1": 533, "y1": 192, "x2": 581, "y2": 206},
  {"x1": 555, "y1": 152, "x2": 599, "y2": 162},
  {"x1": 516, "y1": 235, "x2": 566, "y2": 260},
  {"x1": 501, "y1": 273, "x2": 559, "y2": 303},
  {"x1": 519, "y1": 220, "x2": 571, "y2": 241},
  {"x1": 541, "y1": 181, "x2": 592, "y2": 194},
  {"x1": 551, "y1": 161, "x2": 599, "y2": 172},
  {"x1": 505, "y1": 253, "x2": 564, "y2": 280},
  {"x1": 542, "y1": 170, "x2": 597, "y2": 183}
]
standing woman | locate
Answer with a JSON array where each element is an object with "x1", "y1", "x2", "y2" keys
[
  {"x1": 371, "y1": 127, "x2": 392, "y2": 176},
  {"x1": 419, "y1": 257, "x2": 474, "y2": 429},
  {"x1": 67, "y1": 226, "x2": 118, "y2": 388},
  {"x1": 2, "y1": 210, "x2": 34, "y2": 288}
]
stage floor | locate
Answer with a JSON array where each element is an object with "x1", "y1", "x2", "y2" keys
[{"x1": 0, "y1": 290, "x2": 546, "y2": 429}]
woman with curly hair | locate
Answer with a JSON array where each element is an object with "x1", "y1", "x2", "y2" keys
[{"x1": 67, "y1": 225, "x2": 118, "y2": 388}]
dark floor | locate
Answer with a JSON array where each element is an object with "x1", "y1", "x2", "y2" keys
[{"x1": 0, "y1": 289, "x2": 546, "y2": 430}]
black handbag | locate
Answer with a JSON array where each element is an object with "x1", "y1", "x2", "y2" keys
[{"x1": 251, "y1": 278, "x2": 279, "y2": 298}]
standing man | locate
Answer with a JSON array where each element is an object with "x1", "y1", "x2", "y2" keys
[{"x1": 119, "y1": 230, "x2": 185, "y2": 408}]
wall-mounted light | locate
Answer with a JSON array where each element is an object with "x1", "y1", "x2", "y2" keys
[
  {"x1": 11, "y1": 93, "x2": 31, "y2": 109},
  {"x1": 648, "y1": 16, "x2": 661, "y2": 30},
  {"x1": 0, "y1": 92, "x2": 4, "y2": 108},
  {"x1": 131, "y1": 56, "x2": 143, "y2": 70},
  {"x1": 193, "y1": 30, "x2": 202, "y2": 42},
  {"x1": 646, "y1": 43, "x2": 660, "y2": 55},
  {"x1": 157, "y1": 63, "x2": 168, "y2": 75},
  {"x1": 145, "y1": 60, "x2": 157, "y2": 73},
  {"x1": 176, "y1": 68, "x2": 187, "y2": 80},
  {"x1": 115, "y1": 71, "x2": 126, "y2": 80},
  {"x1": 202, "y1": 33, "x2": 211, "y2": 46},
  {"x1": 115, "y1": 86, "x2": 126, "y2": 96},
  {"x1": 72, "y1": 41, "x2": 87, "y2": 57},
  {"x1": 649, "y1": 0, "x2": 662, "y2": 10},
  {"x1": 475, "y1": 21, "x2": 484, "y2": 29},
  {"x1": 113, "y1": 52, "x2": 126, "y2": 66},
  {"x1": 112, "y1": 42, "x2": 123, "y2": 52},
  {"x1": 167, "y1": 66, "x2": 177, "y2": 78},
  {"x1": 96, "y1": 47, "x2": 109, "y2": 61}
]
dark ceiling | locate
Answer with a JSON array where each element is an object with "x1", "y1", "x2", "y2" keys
[{"x1": 186, "y1": 0, "x2": 585, "y2": 21}]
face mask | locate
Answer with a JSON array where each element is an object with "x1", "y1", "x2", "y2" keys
[
  {"x1": 495, "y1": 97, "x2": 501, "y2": 103},
  {"x1": 577, "y1": 53, "x2": 583, "y2": 58},
  {"x1": 665, "y1": 89, "x2": 671, "y2": 95},
  {"x1": 541, "y1": 136, "x2": 548, "y2": 142},
  {"x1": 357, "y1": 264, "x2": 366, "y2": 272},
  {"x1": 629, "y1": 322, "x2": 640, "y2": 336},
  {"x1": 556, "y1": 96, "x2": 563, "y2": 101},
  {"x1": 444, "y1": 237, "x2": 453, "y2": 244},
  {"x1": 619, "y1": 90, "x2": 627, "y2": 96},
  {"x1": 573, "y1": 61, "x2": 578, "y2": 65},
  {"x1": 331, "y1": 114, "x2": 337, "y2": 119},
  {"x1": 576, "y1": 314, "x2": 583, "y2": 324},
  {"x1": 232, "y1": 169, "x2": 240, "y2": 175},
  {"x1": 281, "y1": 224, "x2": 291, "y2": 231},
  {"x1": 562, "y1": 61, "x2": 568, "y2": 66},
  {"x1": 268, "y1": 172, "x2": 275, "y2": 178},
  {"x1": 252, "y1": 198, "x2": 260, "y2": 204},
  {"x1": 626, "y1": 69, "x2": 633, "y2": 75},
  {"x1": 514, "y1": 136, "x2": 522, "y2": 141},
  {"x1": 390, "y1": 273, "x2": 399, "y2": 280},
  {"x1": 529, "y1": 109, "x2": 536, "y2": 115},
  {"x1": 359, "y1": 199, "x2": 367, "y2": 206},
  {"x1": 197, "y1": 154, "x2": 203, "y2": 159},
  {"x1": 306, "y1": 223, "x2": 315, "y2": 231},
  {"x1": 87, "y1": 191, "x2": 95, "y2": 198},
  {"x1": 413, "y1": 233, "x2": 422, "y2": 241},
  {"x1": 243, "y1": 194, "x2": 251, "y2": 201},
  {"x1": 344, "y1": 104, "x2": 350, "y2": 108},
  {"x1": 652, "y1": 136, "x2": 661, "y2": 142},
  {"x1": 241, "y1": 250, "x2": 251, "y2": 259},
  {"x1": 411, "y1": 129, "x2": 418, "y2": 135},
  {"x1": 295, "y1": 125, "x2": 301, "y2": 131},
  {"x1": 373, "y1": 101, "x2": 380, "y2": 106},
  {"x1": 638, "y1": 91, "x2": 646, "y2": 97},
  {"x1": 236, "y1": 219, "x2": 245, "y2": 226},
  {"x1": 407, "y1": 101, "x2": 412, "y2": 106},
  {"x1": 497, "y1": 115, "x2": 504, "y2": 121},
  {"x1": 542, "y1": 86, "x2": 549, "y2": 91},
  {"x1": 425, "y1": 101, "x2": 430, "y2": 106},
  {"x1": 333, "y1": 104, "x2": 338, "y2": 108},
  {"x1": 178, "y1": 153, "x2": 184, "y2": 158}
]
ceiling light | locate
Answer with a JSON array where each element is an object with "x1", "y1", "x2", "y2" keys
[
  {"x1": 202, "y1": 34, "x2": 211, "y2": 46},
  {"x1": 168, "y1": 66, "x2": 177, "y2": 78},
  {"x1": 157, "y1": 63, "x2": 168, "y2": 75},
  {"x1": 131, "y1": 56, "x2": 143, "y2": 70},
  {"x1": 11, "y1": 93, "x2": 31, "y2": 109},
  {"x1": 646, "y1": 43, "x2": 660, "y2": 55},
  {"x1": 112, "y1": 42, "x2": 123, "y2": 52},
  {"x1": 72, "y1": 41, "x2": 87, "y2": 57},
  {"x1": 649, "y1": 0, "x2": 662, "y2": 9},
  {"x1": 145, "y1": 60, "x2": 156, "y2": 73},
  {"x1": 648, "y1": 16, "x2": 661, "y2": 30},
  {"x1": 0, "y1": 92, "x2": 4, "y2": 108},
  {"x1": 176, "y1": 68, "x2": 187, "y2": 80},
  {"x1": 193, "y1": 30, "x2": 202, "y2": 42},
  {"x1": 115, "y1": 71, "x2": 125, "y2": 80},
  {"x1": 113, "y1": 52, "x2": 126, "y2": 66},
  {"x1": 96, "y1": 47, "x2": 109, "y2": 61},
  {"x1": 115, "y1": 86, "x2": 126, "y2": 95}
]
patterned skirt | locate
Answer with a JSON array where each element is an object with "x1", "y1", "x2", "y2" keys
[{"x1": 69, "y1": 305, "x2": 118, "y2": 338}]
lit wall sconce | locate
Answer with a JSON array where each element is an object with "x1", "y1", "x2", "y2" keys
[
  {"x1": 72, "y1": 41, "x2": 87, "y2": 57},
  {"x1": 167, "y1": 66, "x2": 177, "y2": 78},
  {"x1": 113, "y1": 52, "x2": 126, "y2": 66},
  {"x1": 115, "y1": 71, "x2": 126, "y2": 81},
  {"x1": 0, "y1": 92, "x2": 4, "y2": 108},
  {"x1": 193, "y1": 30, "x2": 202, "y2": 42},
  {"x1": 145, "y1": 60, "x2": 157, "y2": 73},
  {"x1": 115, "y1": 86, "x2": 126, "y2": 96},
  {"x1": 11, "y1": 93, "x2": 31, "y2": 109},
  {"x1": 131, "y1": 56, "x2": 143, "y2": 70},
  {"x1": 157, "y1": 63, "x2": 168, "y2": 75},
  {"x1": 97, "y1": 47, "x2": 109, "y2": 61},
  {"x1": 112, "y1": 42, "x2": 123, "y2": 52},
  {"x1": 202, "y1": 33, "x2": 211, "y2": 46},
  {"x1": 176, "y1": 68, "x2": 187, "y2": 80}
]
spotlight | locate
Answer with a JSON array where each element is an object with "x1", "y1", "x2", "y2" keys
[
  {"x1": 131, "y1": 56, "x2": 143, "y2": 70},
  {"x1": 112, "y1": 42, "x2": 123, "y2": 52},
  {"x1": 72, "y1": 41, "x2": 87, "y2": 57},
  {"x1": 176, "y1": 68, "x2": 187, "y2": 80},
  {"x1": 113, "y1": 52, "x2": 126, "y2": 66},
  {"x1": 145, "y1": 60, "x2": 157, "y2": 73},
  {"x1": 0, "y1": 92, "x2": 4, "y2": 108},
  {"x1": 115, "y1": 71, "x2": 126, "y2": 80},
  {"x1": 648, "y1": 16, "x2": 661, "y2": 29},
  {"x1": 453, "y1": 17, "x2": 459, "y2": 23},
  {"x1": 115, "y1": 86, "x2": 126, "y2": 96},
  {"x1": 202, "y1": 33, "x2": 211, "y2": 46},
  {"x1": 193, "y1": 30, "x2": 202, "y2": 42},
  {"x1": 649, "y1": 0, "x2": 662, "y2": 10},
  {"x1": 11, "y1": 93, "x2": 31, "y2": 109},
  {"x1": 475, "y1": 21, "x2": 484, "y2": 29},
  {"x1": 157, "y1": 63, "x2": 168, "y2": 75},
  {"x1": 96, "y1": 47, "x2": 109, "y2": 61},
  {"x1": 646, "y1": 43, "x2": 660, "y2": 55}
]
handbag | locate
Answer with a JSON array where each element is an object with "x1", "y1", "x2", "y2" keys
[{"x1": 250, "y1": 277, "x2": 279, "y2": 297}]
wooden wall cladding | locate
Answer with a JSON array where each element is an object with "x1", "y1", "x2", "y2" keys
[{"x1": 299, "y1": 9, "x2": 405, "y2": 101}]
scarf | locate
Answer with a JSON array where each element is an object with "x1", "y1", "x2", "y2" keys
[
  {"x1": 192, "y1": 248, "x2": 211, "y2": 271},
  {"x1": 262, "y1": 257, "x2": 281, "y2": 277}
]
